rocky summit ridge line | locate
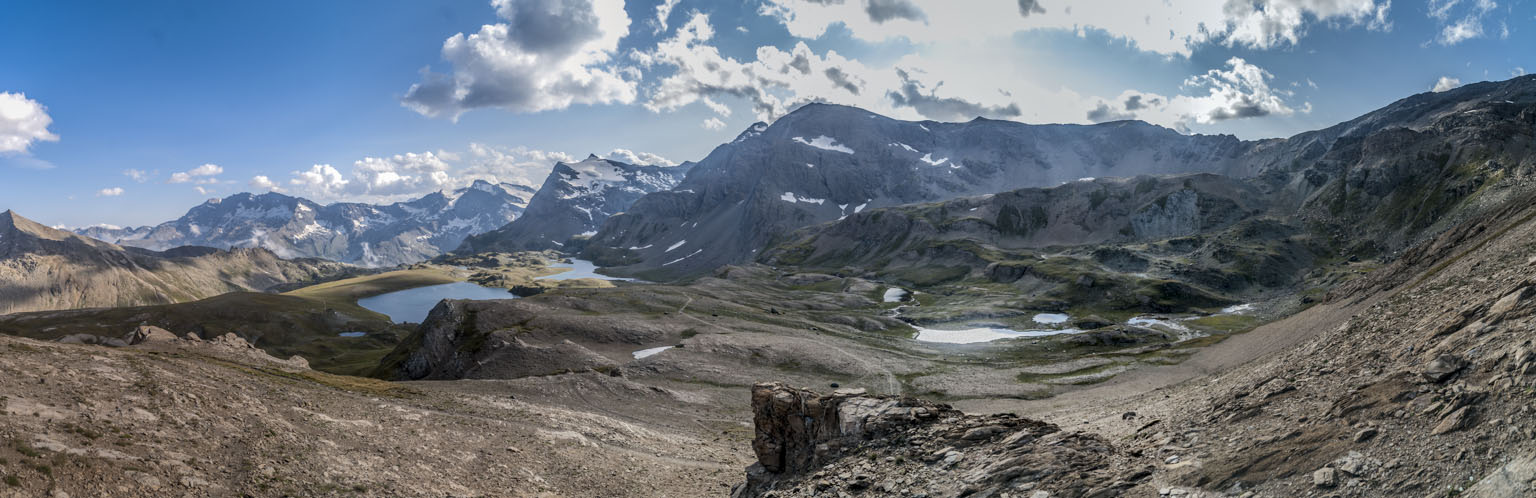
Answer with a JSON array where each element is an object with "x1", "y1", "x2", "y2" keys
[{"x1": 76, "y1": 180, "x2": 535, "y2": 267}]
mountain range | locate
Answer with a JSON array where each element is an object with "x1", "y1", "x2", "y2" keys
[
  {"x1": 579, "y1": 104, "x2": 1257, "y2": 279},
  {"x1": 582, "y1": 76, "x2": 1536, "y2": 280},
  {"x1": 455, "y1": 155, "x2": 693, "y2": 253},
  {"x1": 77, "y1": 180, "x2": 535, "y2": 267},
  {"x1": 0, "y1": 210, "x2": 355, "y2": 315}
]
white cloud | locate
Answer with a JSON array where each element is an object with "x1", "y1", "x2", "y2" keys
[
  {"x1": 168, "y1": 163, "x2": 224, "y2": 184},
  {"x1": 0, "y1": 92, "x2": 59, "y2": 155},
  {"x1": 401, "y1": 0, "x2": 637, "y2": 119},
  {"x1": 642, "y1": 12, "x2": 1306, "y2": 133},
  {"x1": 757, "y1": 0, "x2": 1391, "y2": 57},
  {"x1": 702, "y1": 117, "x2": 726, "y2": 130},
  {"x1": 1432, "y1": 76, "x2": 1462, "y2": 92},
  {"x1": 461, "y1": 143, "x2": 576, "y2": 187},
  {"x1": 1514, "y1": 67, "x2": 1528, "y2": 77},
  {"x1": 605, "y1": 148, "x2": 675, "y2": 165},
  {"x1": 1083, "y1": 58, "x2": 1298, "y2": 131},
  {"x1": 653, "y1": 0, "x2": 683, "y2": 34},
  {"x1": 288, "y1": 164, "x2": 350, "y2": 200},
  {"x1": 249, "y1": 175, "x2": 283, "y2": 192},
  {"x1": 95, "y1": 187, "x2": 124, "y2": 197},
  {"x1": 1430, "y1": 0, "x2": 1499, "y2": 45},
  {"x1": 123, "y1": 169, "x2": 150, "y2": 183},
  {"x1": 646, "y1": 13, "x2": 981, "y2": 122}
]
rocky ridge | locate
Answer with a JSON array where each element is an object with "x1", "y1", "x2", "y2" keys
[
  {"x1": 456, "y1": 155, "x2": 693, "y2": 254},
  {"x1": 0, "y1": 210, "x2": 356, "y2": 315},
  {"x1": 78, "y1": 180, "x2": 534, "y2": 267}
]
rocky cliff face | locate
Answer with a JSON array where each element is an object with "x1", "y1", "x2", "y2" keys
[
  {"x1": 456, "y1": 156, "x2": 693, "y2": 253},
  {"x1": 582, "y1": 105, "x2": 1254, "y2": 280},
  {"x1": 733, "y1": 383, "x2": 1141, "y2": 498},
  {"x1": 0, "y1": 210, "x2": 355, "y2": 314},
  {"x1": 382, "y1": 297, "x2": 668, "y2": 381},
  {"x1": 79, "y1": 180, "x2": 534, "y2": 267}
]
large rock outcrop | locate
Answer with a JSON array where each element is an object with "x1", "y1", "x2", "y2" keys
[{"x1": 734, "y1": 383, "x2": 1144, "y2": 498}]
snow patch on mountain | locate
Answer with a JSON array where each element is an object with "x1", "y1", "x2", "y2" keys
[{"x1": 792, "y1": 136, "x2": 854, "y2": 154}]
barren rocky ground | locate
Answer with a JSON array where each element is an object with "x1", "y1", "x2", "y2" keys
[
  {"x1": 0, "y1": 331, "x2": 751, "y2": 497},
  {"x1": 732, "y1": 197, "x2": 1536, "y2": 498}
]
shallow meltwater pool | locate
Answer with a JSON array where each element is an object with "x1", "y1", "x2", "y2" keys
[
  {"x1": 357, "y1": 281, "x2": 516, "y2": 323},
  {"x1": 914, "y1": 325, "x2": 1083, "y2": 344},
  {"x1": 1032, "y1": 313, "x2": 1069, "y2": 325},
  {"x1": 536, "y1": 259, "x2": 638, "y2": 282},
  {"x1": 632, "y1": 346, "x2": 673, "y2": 359}
]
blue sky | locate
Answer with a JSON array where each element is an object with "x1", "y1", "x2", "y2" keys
[{"x1": 1, "y1": 0, "x2": 1531, "y2": 227}]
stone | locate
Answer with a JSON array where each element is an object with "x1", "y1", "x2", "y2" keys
[
  {"x1": 1433, "y1": 406, "x2": 1475, "y2": 435},
  {"x1": 123, "y1": 325, "x2": 178, "y2": 345},
  {"x1": 1422, "y1": 355, "x2": 1466, "y2": 383},
  {"x1": 1337, "y1": 452, "x2": 1367, "y2": 476},
  {"x1": 1353, "y1": 428, "x2": 1379, "y2": 442},
  {"x1": 211, "y1": 333, "x2": 253, "y2": 349},
  {"x1": 1463, "y1": 454, "x2": 1536, "y2": 497},
  {"x1": 1488, "y1": 287, "x2": 1529, "y2": 316},
  {"x1": 1313, "y1": 467, "x2": 1337, "y2": 487},
  {"x1": 961, "y1": 426, "x2": 1007, "y2": 441}
]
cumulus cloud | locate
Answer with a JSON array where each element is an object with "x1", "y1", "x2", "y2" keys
[
  {"x1": 605, "y1": 148, "x2": 676, "y2": 165},
  {"x1": 0, "y1": 92, "x2": 59, "y2": 155},
  {"x1": 401, "y1": 0, "x2": 637, "y2": 119},
  {"x1": 1432, "y1": 76, "x2": 1462, "y2": 92},
  {"x1": 1085, "y1": 101, "x2": 1135, "y2": 123},
  {"x1": 96, "y1": 187, "x2": 124, "y2": 197},
  {"x1": 864, "y1": 0, "x2": 926, "y2": 23},
  {"x1": 249, "y1": 175, "x2": 283, "y2": 192},
  {"x1": 1429, "y1": 0, "x2": 1498, "y2": 45},
  {"x1": 123, "y1": 169, "x2": 150, "y2": 183},
  {"x1": 758, "y1": 0, "x2": 1390, "y2": 57},
  {"x1": 643, "y1": 13, "x2": 1020, "y2": 122},
  {"x1": 168, "y1": 163, "x2": 224, "y2": 184},
  {"x1": 1081, "y1": 58, "x2": 1298, "y2": 131},
  {"x1": 702, "y1": 117, "x2": 726, "y2": 130},
  {"x1": 1016, "y1": 0, "x2": 1045, "y2": 16},
  {"x1": 459, "y1": 144, "x2": 576, "y2": 188},
  {"x1": 288, "y1": 164, "x2": 350, "y2": 201},
  {"x1": 652, "y1": 0, "x2": 682, "y2": 34},
  {"x1": 887, "y1": 68, "x2": 1022, "y2": 121}
]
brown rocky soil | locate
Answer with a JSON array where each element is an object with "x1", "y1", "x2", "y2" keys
[{"x1": 0, "y1": 330, "x2": 751, "y2": 497}]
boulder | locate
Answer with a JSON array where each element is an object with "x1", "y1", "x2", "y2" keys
[
  {"x1": 1432, "y1": 406, "x2": 1475, "y2": 435},
  {"x1": 746, "y1": 383, "x2": 956, "y2": 474},
  {"x1": 123, "y1": 326, "x2": 178, "y2": 345},
  {"x1": 1422, "y1": 354, "x2": 1466, "y2": 383},
  {"x1": 210, "y1": 333, "x2": 253, "y2": 349},
  {"x1": 1313, "y1": 467, "x2": 1337, "y2": 487}
]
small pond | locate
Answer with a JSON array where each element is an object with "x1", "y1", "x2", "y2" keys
[{"x1": 914, "y1": 325, "x2": 1083, "y2": 344}]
